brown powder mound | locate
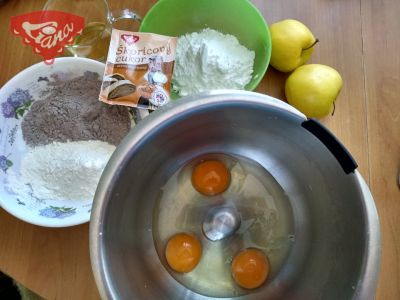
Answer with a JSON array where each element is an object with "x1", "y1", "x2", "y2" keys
[{"x1": 22, "y1": 71, "x2": 131, "y2": 146}]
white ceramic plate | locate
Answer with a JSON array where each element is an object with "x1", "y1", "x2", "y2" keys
[{"x1": 0, "y1": 57, "x2": 106, "y2": 227}]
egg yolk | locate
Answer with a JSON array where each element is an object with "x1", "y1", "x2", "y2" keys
[
  {"x1": 191, "y1": 160, "x2": 230, "y2": 196},
  {"x1": 165, "y1": 233, "x2": 202, "y2": 273},
  {"x1": 231, "y1": 248, "x2": 270, "y2": 289}
]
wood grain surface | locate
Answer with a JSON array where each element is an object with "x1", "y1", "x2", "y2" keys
[
  {"x1": 361, "y1": 0, "x2": 400, "y2": 298},
  {"x1": 0, "y1": 0, "x2": 398, "y2": 299}
]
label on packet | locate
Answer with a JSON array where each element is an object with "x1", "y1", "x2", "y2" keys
[{"x1": 99, "y1": 29, "x2": 177, "y2": 110}]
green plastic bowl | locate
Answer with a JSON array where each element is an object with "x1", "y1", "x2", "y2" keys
[{"x1": 139, "y1": 0, "x2": 271, "y2": 98}]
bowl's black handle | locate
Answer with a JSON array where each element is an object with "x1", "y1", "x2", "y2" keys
[{"x1": 301, "y1": 119, "x2": 358, "y2": 174}]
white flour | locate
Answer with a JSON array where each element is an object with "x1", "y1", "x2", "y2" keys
[
  {"x1": 12, "y1": 140, "x2": 115, "y2": 201},
  {"x1": 172, "y1": 28, "x2": 255, "y2": 96}
]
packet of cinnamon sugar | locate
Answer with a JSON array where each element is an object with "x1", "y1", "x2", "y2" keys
[{"x1": 99, "y1": 29, "x2": 177, "y2": 110}]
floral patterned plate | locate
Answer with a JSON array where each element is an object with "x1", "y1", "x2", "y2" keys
[{"x1": 0, "y1": 57, "x2": 106, "y2": 227}]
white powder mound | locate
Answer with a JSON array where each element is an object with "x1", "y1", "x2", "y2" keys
[
  {"x1": 172, "y1": 28, "x2": 255, "y2": 96},
  {"x1": 17, "y1": 140, "x2": 115, "y2": 201}
]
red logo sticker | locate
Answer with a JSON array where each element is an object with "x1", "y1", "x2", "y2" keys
[
  {"x1": 10, "y1": 11, "x2": 85, "y2": 64},
  {"x1": 121, "y1": 34, "x2": 139, "y2": 45}
]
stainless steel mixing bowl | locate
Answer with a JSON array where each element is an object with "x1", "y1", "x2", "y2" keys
[{"x1": 90, "y1": 91, "x2": 380, "y2": 300}]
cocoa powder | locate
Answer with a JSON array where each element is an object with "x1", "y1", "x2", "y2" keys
[{"x1": 22, "y1": 71, "x2": 131, "y2": 146}]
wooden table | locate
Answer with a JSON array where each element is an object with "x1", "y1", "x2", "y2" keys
[{"x1": 0, "y1": 0, "x2": 399, "y2": 299}]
